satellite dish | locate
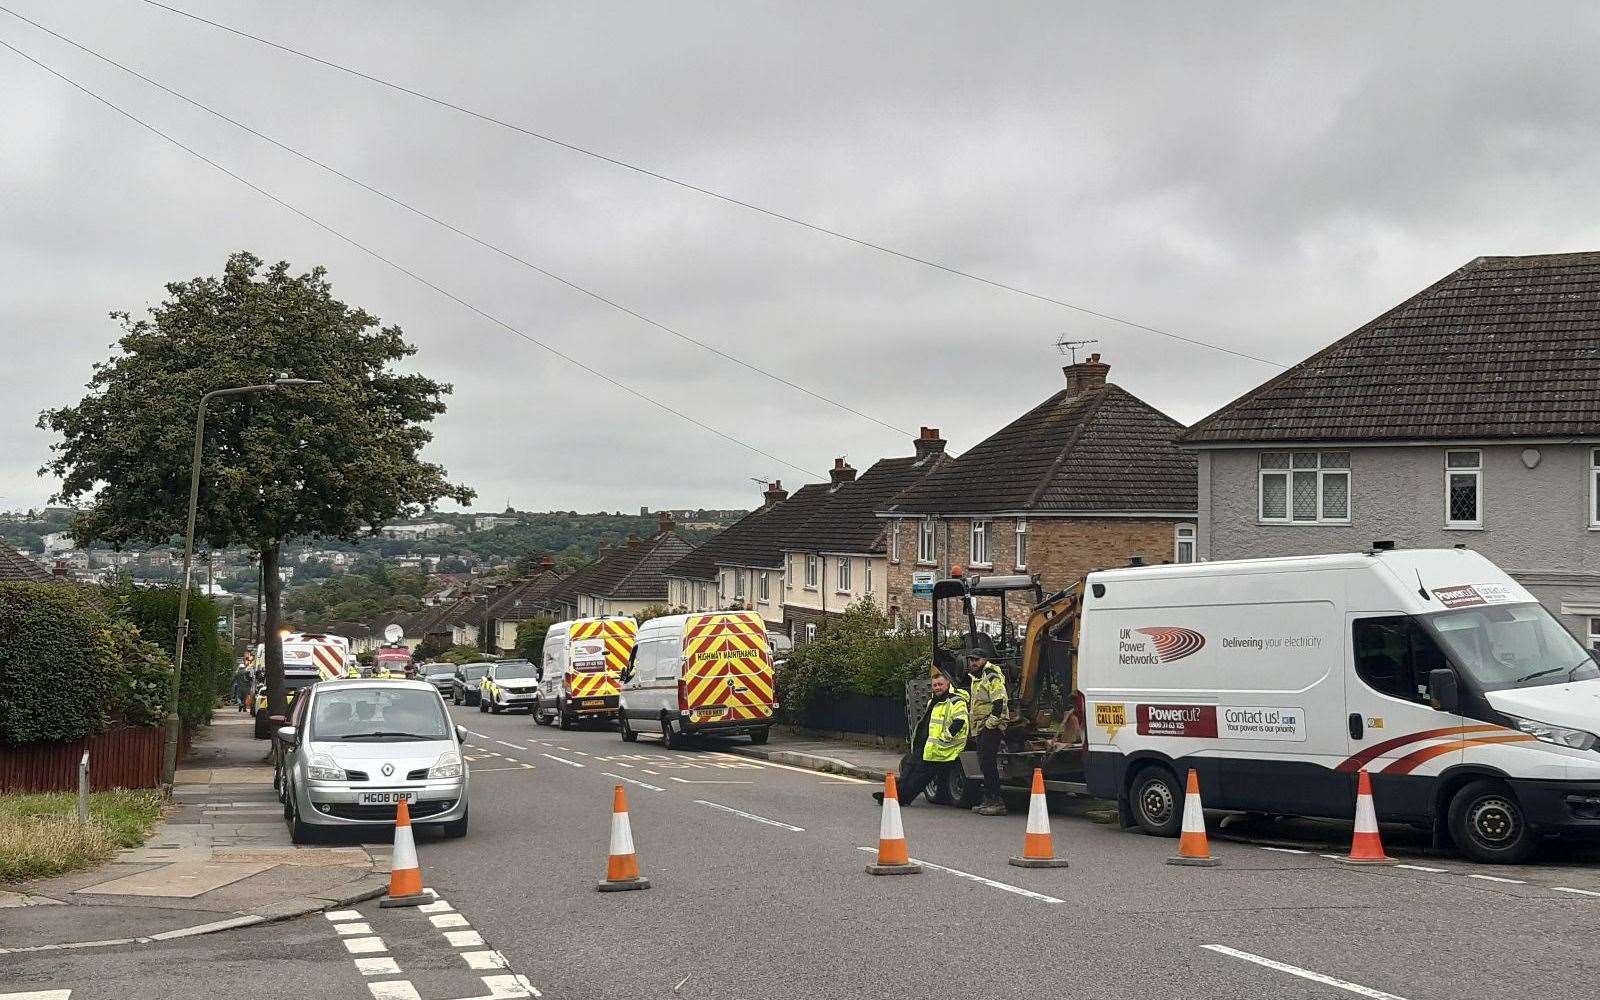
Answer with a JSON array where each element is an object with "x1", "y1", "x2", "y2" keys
[{"x1": 384, "y1": 624, "x2": 404, "y2": 644}]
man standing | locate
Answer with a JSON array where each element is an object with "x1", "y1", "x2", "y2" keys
[
  {"x1": 874, "y1": 673, "x2": 969, "y2": 805},
  {"x1": 231, "y1": 664, "x2": 253, "y2": 712},
  {"x1": 966, "y1": 647, "x2": 1009, "y2": 815}
]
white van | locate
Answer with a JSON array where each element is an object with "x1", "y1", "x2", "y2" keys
[
  {"x1": 619, "y1": 611, "x2": 776, "y2": 748},
  {"x1": 1078, "y1": 547, "x2": 1600, "y2": 863},
  {"x1": 536, "y1": 617, "x2": 636, "y2": 729}
]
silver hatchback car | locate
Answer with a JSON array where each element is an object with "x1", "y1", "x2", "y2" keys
[{"x1": 278, "y1": 678, "x2": 470, "y2": 842}]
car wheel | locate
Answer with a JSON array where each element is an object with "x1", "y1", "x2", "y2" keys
[
  {"x1": 282, "y1": 779, "x2": 294, "y2": 820},
  {"x1": 620, "y1": 713, "x2": 638, "y2": 743},
  {"x1": 924, "y1": 768, "x2": 953, "y2": 806},
  {"x1": 442, "y1": 806, "x2": 469, "y2": 839},
  {"x1": 749, "y1": 727, "x2": 770, "y2": 746},
  {"x1": 1128, "y1": 764, "x2": 1184, "y2": 837},
  {"x1": 288, "y1": 798, "x2": 317, "y2": 845},
  {"x1": 478, "y1": 698, "x2": 487, "y2": 713},
  {"x1": 1449, "y1": 778, "x2": 1538, "y2": 864},
  {"x1": 490, "y1": 703, "x2": 503, "y2": 715},
  {"x1": 534, "y1": 702, "x2": 552, "y2": 726},
  {"x1": 452, "y1": 691, "x2": 461, "y2": 706}
]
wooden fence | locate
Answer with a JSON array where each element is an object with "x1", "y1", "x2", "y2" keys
[{"x1": 0, "y1": 724, "x2": 174, "y2": 793}]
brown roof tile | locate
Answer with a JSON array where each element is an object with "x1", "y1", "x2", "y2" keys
[{"x1": 0, "y1": 541, "x2": 52, "y2": 583}]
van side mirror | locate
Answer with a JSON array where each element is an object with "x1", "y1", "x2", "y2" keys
[{"x1": 1428, "y1": 668, "x2": 1459, "y2": 714}]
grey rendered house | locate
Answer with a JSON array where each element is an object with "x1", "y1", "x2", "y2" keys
[{"x1": 1182, "y1": 252, "x2": 1600, "y2": 648}]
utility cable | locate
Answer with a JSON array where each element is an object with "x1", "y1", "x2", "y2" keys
[
  {"x1": 139, "y1": 0, "x2": 1289, "y2": 369},
  {"x1": 0, "y1": 5, "x2": 910, "y2": 438},
  {"x1": 0, "y1": 31, "x2": 825, "y2": 481}
]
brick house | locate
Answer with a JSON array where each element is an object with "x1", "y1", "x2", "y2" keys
[
  {"x1": 879, "y1": 355, "x2": 1198, "y2": 627},
  {"x1": 480, "y1": 562, "x2": 568, "y2": 653},
  {"x1": 1181, "y1": 252, "x2": 1600, "y2": 648},
  {"x1": 564, "y1": 514, "x2": 692, "y2": 619},
  {"x1": 779, "y1": 431, "x2": 951, "y2": 641}
]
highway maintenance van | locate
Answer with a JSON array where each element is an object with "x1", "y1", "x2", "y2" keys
[
  {"x1": 619, "y1": 610, "x2": 776, "y2": 748},
  {"x1": 537, "y1": 616, "x2": 637, "y2": 729},
  {"x1": 251, "y1": 632, "x2": 352, "y2": 738},
  {"x1": 1077, "y1": 547, "x2": 1600, "y2": 862}
]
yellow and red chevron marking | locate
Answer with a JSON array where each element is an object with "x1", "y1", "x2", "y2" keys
[
  {"x1": 681, "y1": 613, "x2": 774, "y2": 722},
  {"x1": 566, "y1": 617, "x2": 635, "y2": 699},
  {"x1": 567, "y1": 670, "x2": 621, "y2": 698},
  {"x1": 310, "y1": 643, "x2": 347, "y2": 680}
]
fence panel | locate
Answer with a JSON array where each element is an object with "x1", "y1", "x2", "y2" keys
[{"x1": 0, "y1": 725, "x2": 167, "y2": 793}]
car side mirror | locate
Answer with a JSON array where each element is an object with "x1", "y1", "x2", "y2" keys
[
  {"x1": 455, "y1": 724, "x2": 468, "y2": 744},
  {"x1": 1428, "y1": 668, "x2": 1459, "y2": 714},
  {"x1": 276, "y1": 725, "x2": 298, "y2": 746}
]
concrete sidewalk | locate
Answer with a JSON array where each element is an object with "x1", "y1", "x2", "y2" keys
[
  {"x1": 722, "y1": 727, "x2": 903, "y2": 781},
  {"x1": 0, "y1": 714, "x2": 389, "y2": 953}
]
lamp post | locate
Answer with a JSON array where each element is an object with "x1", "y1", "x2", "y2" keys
[{"x1": 162, "y1": 378, "x2": 322, "y2": 788}]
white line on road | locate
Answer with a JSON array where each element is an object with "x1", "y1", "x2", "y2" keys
[
  {"x1": 603, "y1": 771, "x2": 665, "y2": 792},
  {"x1": 540, "y1": 753, "x2": 585, "y2": 768},
  {"x1": 695, "y1": 799, "x2": 804, "y2": 831},
  {"x1": 461, "y1": 950, "x2": 510, "y2": 970},
  {"x1": 354, "y1": 957, "x2": 402, "y2": 977},
  {"x1": 853, "y1": 847, "x2": 1062, "y2": 904},
  {"x1": 670, "y1": 776, "x2": 752, "y2": 784},
  {"x1": 344, "y1": 936, "x2": 388, "y2": 955},
  {"x1": 367, "y1": 982, "x2": 421, "y2": 1000},
  {"x1": 1258, "y1": 846, "x2": 1308, "y2": 855},
  {"x1": 482, "y1": 973, "x2": 539, "y2": 998},
  {"x1": 1202, "y1": 945, "x2": 1408, "y2": 999},
  {"x1": 430, "y1": 913, "x2": 470, "y2": 928},
  {"x1": 325, "y1": 910, "x2": 363, "y2": 921},
  {"x1": 1554, "y1": 886, "x2": 1600, "y2": 897},
  {"x1": 445, "y1": 929, "x2": 487, "y2": 948},
  {"x1": 640, "y1": 768, "x2": 660, "y2": 775},
  {"x1": 0, "y1": 992, "x2": 72, "y2": 1000},
  {"x1": 1466, "y1": 873, "x2": 1525, "y2": 884},
  {"x1": 1395, "y1": 864, "x2": 1449, "y2": 874},
  {"x1": 334, "y1": 921, "x2": 373, "y2": 935},
  {"x1": 495, "y1": 740, "x2": 523, "y2": 751}
]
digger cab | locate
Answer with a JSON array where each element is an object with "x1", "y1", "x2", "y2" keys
[{"x1": 928, "y1": 572, "x2": 1041, "y2": 689}]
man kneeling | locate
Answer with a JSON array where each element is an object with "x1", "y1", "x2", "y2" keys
[{"x1": 874, "y1": 673, "x2": 969, "y2": 805}]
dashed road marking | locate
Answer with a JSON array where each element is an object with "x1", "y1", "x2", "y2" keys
[
  {"x1": 1202, "y1": 944, "x2": 1408, "y2": 999},
  {"x1": 1466, "y1": 873, "x2": 1525, "y2": 884},
  {"x1": 713, "y1": 752, "x2": 872, "y2": 784},
  {"x1": 670, "y1": 776, "x2": 752, "y2": 784},
  {"x1": 419, "y1": 900, "x2": 454, "y2": 913},
  {"x1": 603, "y1": 771, "x2": 665, "y2": 792},
  {"x1": 344, "y1": 936, "x2": 388, "y2": 955},
  {"x1": 325, "y1": 910, "x2": 363, "y2": 921},
  {"x1": 0, "y1": 992, "x2": 72, "y2": 1000},
  {"x1": 611, "y1": 761, "x2": 635, "y2": 768},
  {"x1": 1396, "y1": 864, "x2": 1449, "y2": 874},
  {"x1": 640, "y1": 768, "x2": 660, "y2": 775},
  {"x1": 1258, "y1": 846, "x2": 1308, "y2": 855},
  {"x1": 366, "y1": 982, "x2": 421, "y2": 1000},
  {"x1": 354, "y1": 957, "x2": 402, "y2": 977},
  {"x1": 695, "y1": 799, "x2": 803, "y2": 831},
  {"x1": 541, "y1": 753, "x2": 585, "y2": 768},
  {"x1": 854, "y1": 847, "x2": 1062, "y2": 904},
  {"x1": 1554, "y1": 886, "x2": 1600, "y2": 897},
  {"x1": 461, "y1": 950, "x2": 510, "y2": 970},
  {"x1": 334, "y1": 921, "x2": 374, "y2": 935},
  {"x1": 430, "y1": 913, "x2": 470, "y2": 928},
  {"x1": 445, "y1": 930, "x2": 486, "y2": 948},
  {"x1": 482, "y1": 973, "x2": 538, "y2": 998},
  {"x1": 495, "y1": 740, "x2": 523, "y2": 751}
]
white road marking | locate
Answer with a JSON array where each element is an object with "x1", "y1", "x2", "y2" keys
[
  {"x1": 603, "y1": 772, "x2": 665, "y2": 792},
  {"x1": 418, "y1": 899, "x2": 455, "y2": 913},
  {"x1": 611, "y1": 761, "x2": 635, "y2": 768},
  {"x1": 344, "y1": 936, "x2": 388, "y2": 955},
  {"x1": 1258, "y1": 846, "x2": 1308, "y2": 855},
  {"x1": 334, "y1": 921, "x2": 373, "y2": 935},
  {"x1": 695, "y1": 800, "x2": 804, "y2": 831},
  {"x1": 1319, "y1": 853, "x2": 1345, "y2": 861},
  {"x1": 461, "y1": 950, "x2": 510, "y2": 970},
  {"x1": 482, "y1": 974, "x2": 538, "y2": 998},
  {"x1": 570, "y1": 750, "x2": 590, "y2": 756},
  {"x1": 640, "y1": 768, "x2": 660, "y2": 775},
  {"x1": 670, "y1": 776, "x2": 752, "y2": 784},
  {"x1": 1202, "y1": 945, "x2": 1408, "y2": 999},
  {"x1": 1395, "y1": 864, "x2": 1449, "y2": 874},
  {"x1": 1466, "y1": 873, "x2": 1525, "y2": 884},
  {"x1": 430, "y1": 913, "x2": 470, "y2": 928},
  {"x1": 324, "y1": 910, "x2": 363, "y2": 921},
  {"x1": 854, "y1": 847, "x2": 1062, "y2": 904},
  {"x1": 445, "y1": 930, "x2": 486, "y2": 948},
  {"x1": 354, "y1": 957, "x2": 402, "y2": 977},
  {"x1": 0, "y1": 992, "x2": 72, "y2": 1000},
  {"x1": 1554, "y1": 886, "x2": 1600, "y2": 897},
  {"x1": 713, "y1": 752, "x2": 872, "y2": 785},
  {"x1": 367, "y1": 982, "x2": 421, "y2": 1000},
  {"x1": 495, "y1": 740, "x2": 523, "y2": 751},
  {"x1": 540, "y1": 753, "x2": 585, "y2": 768}
]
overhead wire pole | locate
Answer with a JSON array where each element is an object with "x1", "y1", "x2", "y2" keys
[
  {"x1": 139, "y1": 0, "x2": 1289, "y2": 371},
  {"x1": 0, "y1": 32, "x2": 824, "y2": 484}
]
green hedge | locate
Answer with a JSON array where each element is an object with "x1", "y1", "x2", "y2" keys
[
  {"x1": 773, "y1": 599, "x2": 929, "y2": 722},
  {"x1": 0, "y1": 583, "x2": 128, "y2": 744},
  {"x1": 105, "y1": 584, "x2": 233, "y2": 731}
]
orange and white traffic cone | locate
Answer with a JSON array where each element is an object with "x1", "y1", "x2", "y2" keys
[
  {"x1": 865, "y1": 773, "x2": 922, "y2": 875},
  {"x1": 596, "y1": 784, "x2": 651, "y2": 891},
  {"x1": 1345, "y1": 769, "x2": 1393, "y2": 864},
  {"x1": 379, "y1": 798, "x2": 429, "y2": 907},
  {"x1": 1009, "y1": 768, "x2": 1069, "y2": 868},
  {"x1": 1166, "y1": 769, "x2": 1220, "y2": 867}
]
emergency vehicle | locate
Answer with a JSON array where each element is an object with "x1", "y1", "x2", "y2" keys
[
  {"x1": 536, "y1": 617, "x2": 636, "y2": 729},
  {"x1": 251, "y1": 631, "x2": 353, "y2": 738},
  {"x1": 618, "y1": 610, "x2": 775, "y2": 748},
  {"x1": 372, "y1": 645, "x2": 413, "y2": 678}
]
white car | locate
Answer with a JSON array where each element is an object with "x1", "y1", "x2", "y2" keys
[{"x1": 278, "y1": 678, "x2": 469, "y2": 842}]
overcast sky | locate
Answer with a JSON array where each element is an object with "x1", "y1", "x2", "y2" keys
[{"x1": 4, "y1": 1, "x2": 1600, "y2": 516}]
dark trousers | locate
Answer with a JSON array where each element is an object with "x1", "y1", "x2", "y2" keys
[
  {"x1": 897, "y1": 757, "x2": 955, "y2": 805},
  {"x1": 976, "y1": 727, "x2": 1003, "y2": 801}
]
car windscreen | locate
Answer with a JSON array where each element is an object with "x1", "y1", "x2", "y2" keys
[
  {"x1": 308, "y1": 688, "x2": 451, "y2": 742},
  {"x1": 423, "y1": 664, "x2": 454, "y2": 676},
  {"x1": 462, "y1": 665, "x2": 489, "y2": 680},
  {"x1": 1423, "y1": 602, "x2": 1600, "y2": 691},
  {"x1": 493, "y1": 663, "x2": 537, "y2": 680}
]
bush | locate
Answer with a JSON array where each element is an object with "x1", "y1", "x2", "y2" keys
[
  {"x1": 105, "y1": 584, "x2": 233, "y2": 731},
  {"x1": 774, "y1": 599, "x2": 929, "y2": 722},
  {"x1": 440, "y1": 644, "x2": 490, "y2": 664},
  {"x1": 515, "y1": 617, "x2": 554, "y2": 661},
  {"x1": 0, "y1": 583, "x2": 126, "y2": 744}
]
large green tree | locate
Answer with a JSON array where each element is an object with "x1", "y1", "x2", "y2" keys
[{"x1": 41, "y1": 252, "x2": 473, "y2": 716}]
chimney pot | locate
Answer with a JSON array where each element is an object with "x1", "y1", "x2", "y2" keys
[
  {"x1": 1062, "y1": 354, "x2": 1111, "y2": 396},
  {"x1": 913, "y1": 427, "x2": 947, "y2": 460},
  {"x1": 658, "y1": 510, "x2": 674, "y2": 533},
  {"x1": 829, "y1": 458, "x2": 857, "y2": 484},
  {"x1": 762, "y1": 480, "x2": 789, "y2": 506}
]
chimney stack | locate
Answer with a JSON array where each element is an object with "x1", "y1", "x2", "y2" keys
[
  {"x1": 829, "y1": 458, "x2": 857, "y2": 485},
  {"x1": 540, "y1": 554, "x2": 556, "y2": 571},
  {"x1": 53, "y1": 558, "x2": 69, "y2": 579},
  {"x1": 1063, "y1": 352, "x2": 1110, "y2": 397},
  {"x1": 913, "y1": 426, "x2": 946, "y2": 460},
  {"x1": 762, "y1": 480, "x2": 789, "y2": 507},
  {"x1": 627, "y1": 534, "x2": 642, "y2": 550},
  {"x1": 658, "y1": 510, "x2": 675, "y2": 534}
]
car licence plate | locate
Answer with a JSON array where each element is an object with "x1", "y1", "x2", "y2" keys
[
  {"x1": 580, "y1": 699, "x2": 608, "y2": 707},
  {"x1": 692, "y1": 706, "x2": 727, "y2": 720},
  {"x1": 358, "y1": 791, "x2": 416, "y2": 806}
]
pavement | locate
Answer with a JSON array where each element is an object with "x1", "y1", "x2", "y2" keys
[{"x1": 0, "y1": 714, "x2": 389, "y2": 954}]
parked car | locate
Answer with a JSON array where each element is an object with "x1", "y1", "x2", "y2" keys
[
  {"x1": 451, "y1": 663, "x2": 491, "y2": 706},
  {"x1": 479, "y1": 660, "x2": 540, "y2": 714},
  {"x1": 276, "y1": 678, "x2": 469, "y2": 843},
  {"x1": 418, "y1": 661, "x2": 455, "y2": 695}
]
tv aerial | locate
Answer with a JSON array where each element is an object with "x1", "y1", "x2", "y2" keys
[{"x1": 1054, "y1": 337, "x2": 1100, "y2": 364}]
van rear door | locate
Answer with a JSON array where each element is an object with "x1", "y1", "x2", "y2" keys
[{"x1": 681, "y1": 612, "x2": 775, "y2": 726}]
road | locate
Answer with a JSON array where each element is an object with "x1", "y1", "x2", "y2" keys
[{"x1": 9, "y1": 703, "x2": 1600, "y2": 1000}]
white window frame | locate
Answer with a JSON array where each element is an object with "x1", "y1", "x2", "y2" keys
[
  {"x1": 1175, "y1": 523, "x2": 1196, "y2": 564},
  {"x1": 1257, "y1": 451, "x2": 1352, "y2": 525},
  {"x1": 890, "y1": 522, "x2": 900, "y2": 563},
  {"x1": 804, "y1": 554, "x2": 819, "y2": 589},
  {"x1": 917, "y1": 610, "x2": 934, "y2": 631},
  {"x1": 1590, "y1": 448, "x2": 1600, "y2": 530},
  {"x1": 759, "y1": 572, "x2": 770, "y2": 602},
  {"x1": 918, "y1": 518, "x2": 936, "y2": 565},
  {"x1": 734, "y1": 570, "x2": 746, "y2": 599},
  {"x1": 1014, "y1": 519, "x2": 1028, "y2": 570},
  {"x1": 970, "y1": 520, "x2": 991, "y2": 568},
  {"x1": 804, "y1": 623, "x2": 817, "y2": 643},
  {"x1": 863, "y1": 559, "x2": 873, "y2": 595},
  {"x1": 836, "y1": 557, "x2": 852, "y2": 594},
  {"x1": 1590, "y1": 616, "x2": 1600, "y2": 652},
  {"x1": 1444, "y1": 449, "x2": 1483, "y2": 529}
]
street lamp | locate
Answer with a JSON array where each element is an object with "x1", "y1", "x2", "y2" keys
[{"x1": 162, "y1": 377, "x2": 323, "y2": 788}]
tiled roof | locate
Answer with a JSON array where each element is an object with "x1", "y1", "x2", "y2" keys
[
  {"x1": 781, "y1": 453, "x2": 950, "y2": 554},
  {"x1": 577, "y1": 532, "x2": 693, "y2": 601},
  {"x1": 0, "y1": 541, "x2": 52, "y2": 583},
  {"x1": 484, "y1": 571, "x2": 567, "y2": 621},
  {"x1": 665, "y1": 484, "x2": 833, "y2": 576},
  {"x1": 1183, "y1": 252, "x2": 1600, "y2": 444},
  {"x1": 882, "y1": 384, "x2": 1197, "y2": 515}
]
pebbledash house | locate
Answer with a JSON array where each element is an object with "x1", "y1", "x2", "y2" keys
[{"x1": 1181, "y1": 252, "x2": 1600, "y2": 649}]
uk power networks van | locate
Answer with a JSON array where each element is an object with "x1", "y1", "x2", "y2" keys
[
  {"x1": 1077, "y1": 547, "x2": 1600, "y2": 863},
  {"x1": 619, "y1": 610, "x2": 776, "y2": 748},
  {"x1": 536, "y1": 617, "x2": 637, "y2": 730}
]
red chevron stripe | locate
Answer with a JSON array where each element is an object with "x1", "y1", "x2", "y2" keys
[
  {"x1": 1336, "y1": 724, "x2": 1505, "y2": 773},
  {"x1": 1383, "y1": 734, "x2": 1540, "y2": 775}
]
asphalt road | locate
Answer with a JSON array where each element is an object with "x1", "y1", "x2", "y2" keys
[{"x1": 11, "y1": 705, "x2": 1599, "y2": 1000}]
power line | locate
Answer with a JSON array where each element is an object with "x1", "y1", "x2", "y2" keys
[
  {"x1": 0, "y1": 31, "x2": 825, "y2": 483},
  {"x1": 139, "y1": 0, "x2": 1290, "y2": 370},
  {"x1": 0, "y1": 5, "x2": 911, "y2": 440}
]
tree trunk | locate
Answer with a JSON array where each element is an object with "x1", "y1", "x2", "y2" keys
[{"x1": 262, "y1": 542, "x2": 287, "y2": 717}]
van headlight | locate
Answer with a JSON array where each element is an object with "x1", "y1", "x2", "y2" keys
[
  {"x1": 1510, "y1": 716, "x2": 1598, "y2": 751},
  {"x1": 307, "y1": 754, "x2": 347, "y2": 781},
  {"x1": 428, "y1": 750, "x2": 463, "y2": 779}
]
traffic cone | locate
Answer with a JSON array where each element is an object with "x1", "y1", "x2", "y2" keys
[
  {"x1": 1166, "y1": 769, "x2": 1219, "y2": 867},
  {"x1": 1009, "y1": 768, "x2": 1069, "y2": 868},
  {"x1": 596, "y1": 784, "x2": 651, "y2": 891},
  {"x1": 1345, "y1": 769, "x2": 1393, "y2": 864},
  {"x1": 865, "y1": 773, "x2": 922, "y2": 875},
  {"x1": 379, "y1": 798, "x2": 429, "y2": 907}
]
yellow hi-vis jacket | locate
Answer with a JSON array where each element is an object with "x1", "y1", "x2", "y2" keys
[
  {"x1": 923, "y1": 689, "x2": 970, "y2": 763},
  {"x1": 969, "y1": 663, "x2": 1008, "y2": 731}
]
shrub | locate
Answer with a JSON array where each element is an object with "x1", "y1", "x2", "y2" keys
[
  {"x1": 774, "y1": 598, "x2": 930, "y2": 721},
  {"x1": 0, "y1": 583, "x2": 125, "y2": 744},
  {"x1": 440, "y1": 644, "x2": 490, "y2": 664},
  {"x1": 515, "y1": 617, "x2": 554, "y2": 661},
  {"x1": 104, "y1": 584, "x2": 232, "y2": 731}
]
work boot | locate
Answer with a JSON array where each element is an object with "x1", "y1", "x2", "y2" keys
[
  {"x1": 872, "y1": 791, "x2": 885, "y2": 805},
  {"x1": 973, "y1": 799, "x2": 1007, "y2": 816}
]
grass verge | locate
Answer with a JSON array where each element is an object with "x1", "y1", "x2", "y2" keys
[{"x1": 0, "y1": 789, "x2": 164, "y2": 882}]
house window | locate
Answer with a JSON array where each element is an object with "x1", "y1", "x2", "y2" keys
[
  {"x1": 1015, "y1": 520, "x2": 1028, "y2": 570},
  {"x1": 1445, "y1": 450, "x2": 1482, "y2": 528},
  {"x1": 1590, "y1": 617, "x2": 1600, "y2": 653},
  {"x1": 863, "y1": 560, "x2": 873, "y2": 594},
  {"x1": 1259, "y1": 451, "x2": 1351, "y2": 524},
  {"x1": 837, "y1": 557, "x2": 852, "y2": 594},
  {"x1": 804, "y1": 623, "x2": 817, "y2": 643},
  {"x1": 698, "y1": 585, "x2": 708, "y2": 608},
  {"x1": 890, "y1": 522, "x2": 900, "y2": 563},
  {"x1": 1590, "y1": 449, "x2": 1600, "y2": 528},
  {"x1": 970, "y1": 520, "x2": 991, "y2": 567},
  {"x1": 918, "y1": 518, "x2": 935, "y2": 564},
  {"x1": 804, "y1": 554, "x2": 819, "y2": 589},
  {"x1": 759, "y1": 572, "x2": 770, "y2": 601},
  {"x1": 917, "y1": 610, "x2": 934, "y2": 631},
  {"x1": 734, "y1": 570, "x2": 746, "y2": 599},
  {"x1": 787, "y1": 555, "x2": 795, "y2": 589},
  {"x1": 1175, "y1": 524, "x2": 1196, "y2": 564}
]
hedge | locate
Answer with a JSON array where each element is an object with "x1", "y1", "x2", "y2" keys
[
  {"x1": 105, "y1": 584, "x2": 233, "y2": 731},
  {"x1": 773, "y1": 599, "x2": 929, "y2": 724},
  {"x1": 0, "y1": 583, "x2": 128, "y2": 744}
]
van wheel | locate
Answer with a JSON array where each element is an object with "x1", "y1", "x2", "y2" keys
[
  {"x1": 1449, "y1": 779, "x2": 1538, "y2": 864},
  {"x1": 1128, "y1": 764, "x2": 1184, "y2": 837},
  {"x1": 557, "y1": 702, "x2": 573, "y2": 730},
  {"x1": 620, "y1": 714, "x2": 638, "y2": 743},
  {"x1": 534, "y1": 702, "x2": 553, "y2": 726},
  {"x1": 749, "y1": 727, "x2": 770, "y2": 746},
  {"x1": 661, "y1": 714, "x2": 684, "y2": 750}
]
